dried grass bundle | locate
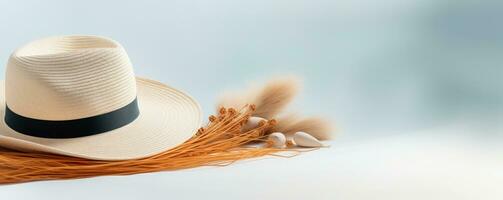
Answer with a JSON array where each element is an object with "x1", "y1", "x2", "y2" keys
[
  {"x1": 271, "y1": 114, "x2": 333, "y2": 140},
  {"x1": 0, "y1": 106, "x2": 299, "y2": 184},
  {"x1": 217, "y1": 76, "x2": 301, "y2": 119},
  {"x1": 218, "y1": 76, "x2": 334, "y2": 140}
]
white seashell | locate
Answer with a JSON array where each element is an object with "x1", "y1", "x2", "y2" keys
[
  {"x1": 293, "y1": 131, "x2": 324, "y2": 147},
  {"x1": 242, "y1": 116, "x2": 266, "y2": 132},
  {"x1": 268, "y1": 132, "x2": 286, "y2": 148}
]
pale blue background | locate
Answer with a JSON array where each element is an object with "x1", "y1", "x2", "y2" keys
[
  {"x1": 0, "y1": 0, "x2": 502, "y2": 199},
  {"x1": 0, "y1": 0, "x2": 502, "y2": 138}
]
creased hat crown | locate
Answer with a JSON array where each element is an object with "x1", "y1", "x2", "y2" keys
[{"x1": 6, "y1": 35, "x2": 137, "y2": 120}]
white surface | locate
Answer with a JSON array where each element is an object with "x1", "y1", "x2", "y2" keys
[{"x1": 1, "y1": 125, "x2": 501, "y2": 200}]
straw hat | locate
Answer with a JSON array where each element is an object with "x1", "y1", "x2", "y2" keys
[{"x1": 0, "y1": 35, "x2": 202, "y2": 160}]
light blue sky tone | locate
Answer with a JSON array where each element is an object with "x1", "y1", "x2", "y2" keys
[{"x1": 0, "y1": 0, "x2": 501, "y2": 141}]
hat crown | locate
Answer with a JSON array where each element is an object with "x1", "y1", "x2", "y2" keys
[{"x1": 5, "y1": 35, "x2": 137, "y2": 120}]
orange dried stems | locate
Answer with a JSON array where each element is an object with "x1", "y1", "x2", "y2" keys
[{"x1": 0, "y1": 105, "x2": 299, "y2": 184}]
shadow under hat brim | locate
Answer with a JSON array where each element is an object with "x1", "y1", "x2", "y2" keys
[{"x1": 0, "y1": 77, "x2": 202, "y2": 160}]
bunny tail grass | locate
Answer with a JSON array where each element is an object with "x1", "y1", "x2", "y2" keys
[
  {"x1": 0, "y1": 105, "x2": 300, "y2": 184},
  {"x1": 252, "y1": 76, "x2": 301, "y2": 119},
  {"x1": 217, "y1": 76, "x2": 301, "y2": 119}
]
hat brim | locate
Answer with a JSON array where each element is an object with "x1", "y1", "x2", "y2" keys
[{"x1": 0, "y1": 77, "x2": 202, "y2": 160}]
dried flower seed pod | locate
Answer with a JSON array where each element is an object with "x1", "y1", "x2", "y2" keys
[
  {"x1": 267, "y1": 132, "x2": 286, "y2": 148},
  {"x1": 293, "y1": 131, "x2": 324, "y2": 147},
  {"x1": 241, "y1": 116, "x2": 266, "y2": 132}
]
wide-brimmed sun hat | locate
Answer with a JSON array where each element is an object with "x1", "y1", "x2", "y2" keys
[{"x1": 0, "y1": 35, "x2": 202, "y2": 160}]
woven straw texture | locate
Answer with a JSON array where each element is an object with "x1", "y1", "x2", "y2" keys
[{"x1": 0, "y1": 35, "x2": 202, "y2": 160}]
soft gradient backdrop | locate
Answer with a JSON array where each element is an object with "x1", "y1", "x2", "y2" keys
[
  {"x1": 1, "y1": 0, "x2": 502, "y2": 139},
  {"x1": 0, "y1": 0, "x2": 501, "y2": 199}
]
